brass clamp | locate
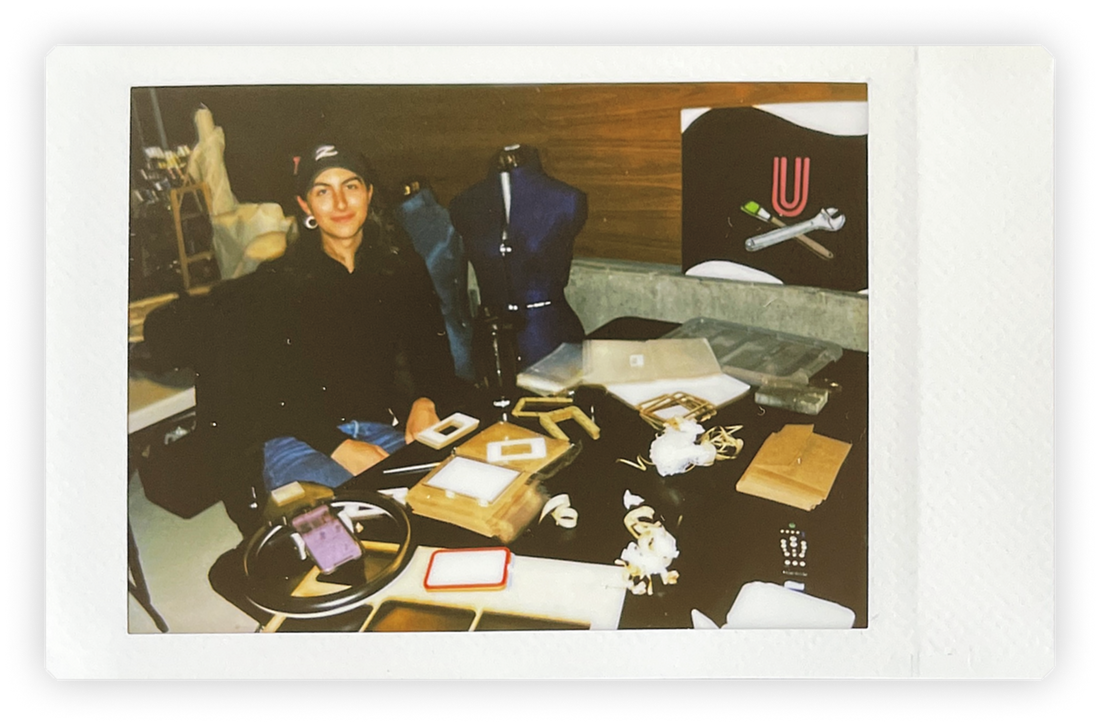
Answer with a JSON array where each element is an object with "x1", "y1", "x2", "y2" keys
[{"x1": 636, "y1": 392, "x2": 717, "y2": 430}]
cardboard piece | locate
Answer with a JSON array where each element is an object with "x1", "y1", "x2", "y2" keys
[{"x1": 735, "y1": 424, "x2": 852, "y2": 511}]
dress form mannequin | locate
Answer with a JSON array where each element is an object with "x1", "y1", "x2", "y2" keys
[
  {"x1": 449, "y1": 145, "x2": 588, "y2": 370},
  {"x1": 394, "y1": 177, "x2": 476, "y2": 380}
]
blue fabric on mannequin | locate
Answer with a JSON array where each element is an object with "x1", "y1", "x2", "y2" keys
[
  {"x1": 449, "y1": 146, "x2": 588, "y2": 370},
  {"x1": 395, "y1": 188, "x2": 476, "y2": 381}
]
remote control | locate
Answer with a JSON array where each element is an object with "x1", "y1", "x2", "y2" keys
[{"x1": 779, "y1": 523, "x2": 809, "y2": 579}]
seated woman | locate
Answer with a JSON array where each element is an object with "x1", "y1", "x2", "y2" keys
[
  {"x1": 144, "y1": 141, "x2": 461, "y2": 532},
  {"x1": 256, "y1": 142, "x2": 460, "y2": 491}
]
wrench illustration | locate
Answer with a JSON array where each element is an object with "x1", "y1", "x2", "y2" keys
[{"x1": 745, "y1": 207, "x2": 845, "y2": 252}]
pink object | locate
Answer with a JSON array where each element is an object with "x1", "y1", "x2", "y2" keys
[{"x1": 772, "y1": 157, "x2": 811, "y2": 217}]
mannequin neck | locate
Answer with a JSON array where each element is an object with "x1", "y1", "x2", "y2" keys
[{"x1": 494, "y1": 144, "x2": 541, "y2": 173}]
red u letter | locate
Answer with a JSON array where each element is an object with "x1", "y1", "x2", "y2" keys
[{"x1": 772, "y1": 157, "x2": 810, "y2": 217}]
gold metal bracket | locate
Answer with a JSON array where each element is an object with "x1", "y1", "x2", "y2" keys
[
  {"x1": 512, "y1": 397, "x2": 601, "y2": 441},
  {"x1": 636, "y1": 392, "x2": 717, "y2": 430}
]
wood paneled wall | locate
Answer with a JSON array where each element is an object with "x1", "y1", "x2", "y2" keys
[{"x1": 144, "y1": 83, "x2": 866, "y2": 265}]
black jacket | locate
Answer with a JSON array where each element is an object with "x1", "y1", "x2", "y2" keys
[{"x1": 143, "y1": 214, "x2": 462, "y2": 523}]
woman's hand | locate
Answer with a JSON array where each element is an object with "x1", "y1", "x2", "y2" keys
[
  {"x1": 330, "y1": 439, "x2": 390, "y2": 476},
  {"x1": 405, "y1": 397, "x2": 440, "y2": 444}
]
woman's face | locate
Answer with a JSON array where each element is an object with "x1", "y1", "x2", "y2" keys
[{"x1": 297, "y1": 166, "x2": 372, "y2": 240}]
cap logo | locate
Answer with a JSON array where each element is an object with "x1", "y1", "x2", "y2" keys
[{"x1": 314, "y1": 145, "x2": 338, "y2": 161}]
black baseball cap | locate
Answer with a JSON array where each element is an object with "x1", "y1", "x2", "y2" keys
[{"x1": 295, "y1": 142, "x2": 372, "y2": 197}]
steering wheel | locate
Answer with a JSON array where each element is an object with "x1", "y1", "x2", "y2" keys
[{"x1": 241, "y1": 490, "x2": 415, "y2": 619}]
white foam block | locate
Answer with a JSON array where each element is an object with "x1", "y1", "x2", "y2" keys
[
  {"x1": 722, "y1": 581, "x2": 855, "y2": 629},
  {"x1": 424, "y1": 548, "x2": 511, "y2": 590},
  {"x1": 415, "y1": 412, "x2": 479, "y2": 449},
  {"x1": 423, "y1": 457, "x2": 519, "y2": 504}
]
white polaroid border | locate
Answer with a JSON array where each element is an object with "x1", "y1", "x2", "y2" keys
[{"x1": 44, "y1": 45, "x2": 1053, "y2": 680}]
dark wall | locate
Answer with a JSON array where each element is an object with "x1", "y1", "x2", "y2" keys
[{"x1": 133, "y1": 83, "x2": 866, "y2": 265}]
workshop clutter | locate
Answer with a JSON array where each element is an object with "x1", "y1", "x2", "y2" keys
[
  {"x1": 660, "y1": 318, "x2": 842, "y2": 390},
  {"x1": 512, "y1": 396, "x2": 600, "y2": 441},
  {"x1": 125, "y1": 90, "x2": 871, "y2": 635},
  {"x1": 648, "y1": 419, "x2": 716, "y2": 476},
  {"x1": 135, "y1": 143, "x2": 193, "y2": 198},
  {"x1": 130, "y1": 139, "x2": 219, "y2": 295},
  {"x1": 405, "y1": 422, "x2": 578, "y2": 543},
  {"x1": 583, "y1": 338, "x2": 720, "y2": 386},
  {"x1": 518, "y1": 319, "x2": 845, "y2": 417},
  {"x1": 539, "y1": 493, "x2": 578, "y2": 529},
  {"x1": 647, "y1": 419, "x2": 750, "y2": 477},
  {"x1": 220, "y1": 322, "x2": 861, "y2": 628},
  {"x1": 616, "y1": 493, "x2": 680, "y2": 596},
  {"x1": 617, "y1": 419, "x2": 746, "y2": 477}
]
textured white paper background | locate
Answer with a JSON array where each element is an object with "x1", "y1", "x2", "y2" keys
[{"x1": 43, "y1": 46, "x2": 1053, "y2": 679}]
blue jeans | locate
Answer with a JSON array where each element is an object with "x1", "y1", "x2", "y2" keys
[{"x1": 262, "y1": 420, "x2": 407, "y2": 492}]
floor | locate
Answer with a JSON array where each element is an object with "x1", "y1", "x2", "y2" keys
[{"x1": 127, "y1": 470, "x2": 258, "y2": 634}]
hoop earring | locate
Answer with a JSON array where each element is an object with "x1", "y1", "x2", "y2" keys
[{"x1": 303, "y1": 215, "x2": 318, "y2": 230}]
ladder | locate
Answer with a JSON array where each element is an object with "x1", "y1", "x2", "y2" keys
[{"x1": 169, "y1": 182, "x2": 216, "y2": 290}]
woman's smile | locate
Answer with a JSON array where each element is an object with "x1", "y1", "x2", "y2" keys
[
  {"x1": 297, "y1": 166, "x2": 374, "y2": 271},
  {"x1": 299, "y1": 169, "x2": 371, "y2": 228}
]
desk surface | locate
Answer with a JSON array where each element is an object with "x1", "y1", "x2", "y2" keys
[
  {"x1": 345, "y1": 317, "x2": 869, "y2": 629},
  {"x1": 128, "y1": 372, "x2": 195, "y2": 435}
]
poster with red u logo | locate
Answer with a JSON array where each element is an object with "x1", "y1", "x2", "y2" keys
[{"x1": 681, "y1": 102, "x2": 868, "y2": 293}]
